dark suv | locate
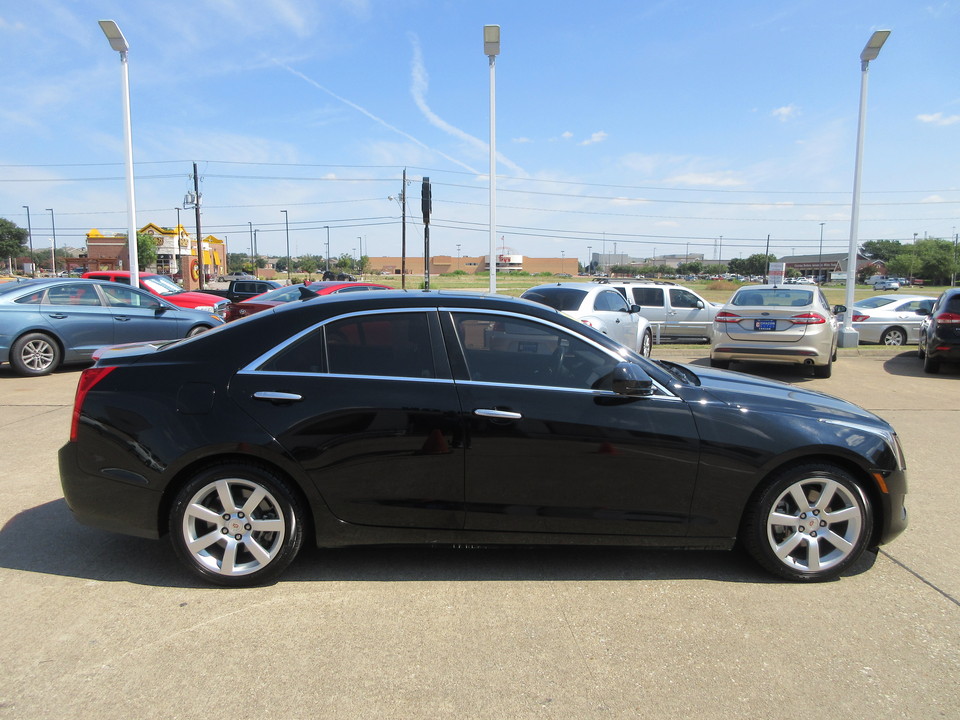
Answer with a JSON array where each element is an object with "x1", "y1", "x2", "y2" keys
[{"x1": 917, "y1": 287, "x2": 960, "y2": 373}]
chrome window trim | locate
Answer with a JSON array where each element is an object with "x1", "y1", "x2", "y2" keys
[{"x1": 237, "y1": 305, "x2": 675, "y2": 399}]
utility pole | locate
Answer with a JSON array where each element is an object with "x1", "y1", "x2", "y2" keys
[
  {"x1": 401, "y1": 168, "x2": 407, "y2": 288},
  {"x1": 22, "y1": 206, "x2": 34, "y2": 276},
  {"x1": 46, "y1": 208, "x2": 57, "y2": 274},
  {"x1": 422, "y1": 176, "x2": 432, "y2": 290},
  {"x1": 187, "y1": 162, "x2": 204, "y2": 290}
]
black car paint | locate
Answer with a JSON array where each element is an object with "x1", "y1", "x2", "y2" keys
[{"x1": 59, "y1": 291, "x2": 907, "y2": 556}]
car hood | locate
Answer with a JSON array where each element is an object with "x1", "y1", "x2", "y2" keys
[
  {"x1": 676, "y1": 363, "x2": 887, "y2": 427},
  {"x1": 172, "y1": 290, "x2": 225, "y2": 303}
]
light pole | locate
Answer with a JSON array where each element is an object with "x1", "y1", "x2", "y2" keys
[
  {"x1": 22, "y1": 205, "x2": 34, "y2": 276},
  {"x1": 484, "y1": 24, "x2": 500, "y2": 293},
  {"x1": 587, "y1": 246, "x2": 592, "y2": 274},
  {"x1": 324, "y1": 226, "x2": 331, "y2": 275},
  {"x1": 281, "y1": 210, "x2": 290, "y2": 281},
  {"x1": 45, "y1": 208, "x2": 57, "y2": 275},
  {"x1": 841, "y1": 29, "x2": 890, "y2": 347},
  {"x1": 561, "y1": 250, "x2": 565, "y2": 275},
  {"x1": 99, "y1": 20, "x2": 139, "y2": 288},
  {"x1": 817, "y1": 222, "x2": 825, "y2": 283},
  {"x1": 457, "y1": 243, "x2": 461, "y2": 272}
]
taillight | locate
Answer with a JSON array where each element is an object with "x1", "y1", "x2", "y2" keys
[
  {"x1": 789, "y1": 312, "x2": 826, "y2": 325},
  {"x1": 70, "y1": 366, "x2": 116, "y2": 442},
  {"x1": 715, "y1": 311, "x2": 742, "y2": 324},
  {"x1": 852, "y1": 314, "x2": 870, "y2": 322},
  {"x1": 938, "y1": 312, "x2": 960, "y2": 325}
]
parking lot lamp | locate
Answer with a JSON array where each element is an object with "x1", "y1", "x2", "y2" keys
[
  {"x1": 46, "y1": 208, "x2": 57, "y2": 274},
  {"x1": 818, "y1": 222, "x2": 825, "y2": 283},
  {"x1": 21, "y1": 205, "x2": 34, "y2": 276},
  {"x1": 282, "y1": 209, "x2": 290, "y2": 281},
  {"x1": 99, "y1": 20, "x2": 139, "y2": 289},
  {"x1": 841, "y1": 29, "x2": 890, "y2": 347},
  {"x1": 484, "y1": 25, "x2": 500, "y2": 293}
]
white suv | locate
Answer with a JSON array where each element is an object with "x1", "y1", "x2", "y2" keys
[
  {"x1": 522, "y1": 282, "x2": 653, "y2": 356},
  {"x1": 597, "y1": 279, "x2": 719, "y2": 341}
]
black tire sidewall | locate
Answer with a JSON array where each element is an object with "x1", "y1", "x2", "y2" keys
[
  {"x1": 742, "y1": 464, "x2": 873, "y2": 582},
  {"x1": 169, "y1": 462, "x2": 305, "y2": 587}
]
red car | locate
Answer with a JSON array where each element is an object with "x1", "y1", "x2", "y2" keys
[
  {"x1": 223, "y1": 281, "x2": 391, "y2": 322},
  {"x1": 82, "y1": 271, "x2": 227, "y2": 313}
]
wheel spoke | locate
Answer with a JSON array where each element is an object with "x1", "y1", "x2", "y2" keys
[
  {"x1": 245, "y1": 537, "x2": 273, "y2": 565},
  {"x1": 188, "y1": 529, "x2": 222, "y2": 554},
  {"x1": 788, "y1": 486, "x2": 810, "y2": 512},
  {"x1": 249, "y1": 517, "x2": 283, "y2": 533},
  {"x1": 220, "y1": 539, "x2": 238, "y2": 574},
  {"x1": 823, "y1": 506, "x2": 860, "y2": 524},
  {"x1": 805, "y1": 537, "x2": 822, "y2": 571},
  {"x1": 770, "y1": 511, "x2": 798, "y2": 526},
  {"x1": 241, "y1": 487, "x2": 267, "y2": 517},
  {"x1": 215, "y1": 480, "x2": 236, "y2": 513},
  {"x1": 774, "y1": 531, "x2": 804, "y2": 559},
  {"x1": 822, "y1": 529, "x2": 854, "y2": 555},
  {"x1": 185, "y1": 503, "x2": 222, "y2": 525},
  {"x1": 813, "y1": 480, "x2": 839, "y2": 511}
]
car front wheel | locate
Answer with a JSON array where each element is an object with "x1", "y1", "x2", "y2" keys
[
  {"x1": 638, "y1": 329, "x2": 652, "y2": 357},
  {"x1": 742, "y1": 464, "x2": 873, "y2": 582},
  {"x1": 10, "y1": 332, "x2": 61, "y2": 376},
  {"x1": 169, "y1": 463, "x2": 305, "y2": 587}
]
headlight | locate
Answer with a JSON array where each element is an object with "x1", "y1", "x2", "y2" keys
[{"x1": 194, "y1": 304, "x2": 215, "y2": 312}]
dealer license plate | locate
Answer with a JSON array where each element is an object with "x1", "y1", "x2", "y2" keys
[{"x1": 754, "y1": 319, "x2": 777, "y2": 331}]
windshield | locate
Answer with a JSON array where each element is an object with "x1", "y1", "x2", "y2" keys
[
  {"x1": 141, "y1": 275, "x2": 186, "y2": 296},
  {"x1": 522, "y1": 287, "x2": 587, "y2": 312},
  {"x1": 243, "y1": 284, "x2": 304, "y2": 304}
]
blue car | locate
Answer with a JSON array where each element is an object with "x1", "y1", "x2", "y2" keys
[{"x1": 0, "y1": 278, "x2": 225, "y2": 376}]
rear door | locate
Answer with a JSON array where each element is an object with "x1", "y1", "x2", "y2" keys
[
  {"x1": 625, "y1": 287, "x2": 668, "y2": 336},
  {"x1": 667, "y1": 287, "x2": 713, "y2": 338},
  {"x1": 38, "y1": 282, "x2": 116, "y2": 361},
  {"x1": 230, "y1": 309, "x2": 465, "y2": 530}
]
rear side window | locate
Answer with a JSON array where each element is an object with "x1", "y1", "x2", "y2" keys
[
  {"x1": 593, "y1": 290, "x2": 629, "y2": 312},
  {"x1": 522, "y1": 287, "x2": 587, "y2": 311},
  {"x1": 630, "y1": 288, "x2": 664, "y2": 307}
]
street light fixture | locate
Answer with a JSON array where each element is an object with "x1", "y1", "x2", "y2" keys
[
  {"x1": 840, "y1": 29, "x2": 890, "y2": 347},
  {"x1": 99, "y1": 20, "x2": 139, "y2": 288},
  {"x1": 281, "y1": 210, "x2": 290, "y2": 281},
  {"x1": 484, "y1": 24, "x2": 500, "y2": 293}
]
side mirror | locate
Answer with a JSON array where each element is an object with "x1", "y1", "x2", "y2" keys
[
  {"x1": 833, "y1": 305, "x2": 846, "y2": 314},
  {"x1": 629, "y1": 304, "x2": 642, "y2": 313},
  {"x1": 696, "y1": 300, "x2": 705, "y2": 309},
  {"x1": 610, "y1": 362, "x2": 654, "y2": 396}
]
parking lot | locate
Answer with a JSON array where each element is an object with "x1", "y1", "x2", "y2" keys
[{"x1": 0, "y1": 348, "x2": 957, "y2": 719}]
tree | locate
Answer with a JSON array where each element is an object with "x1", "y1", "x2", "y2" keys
[
  {"x1": 861, "y1": 239, "x2": 903, "y2": 262},
  {"x1": 135, "y1": 232, "x2": 157, "y2": 271},
  {"x1": 0, "y1": 217, "x2": 28, "y2": 260}
]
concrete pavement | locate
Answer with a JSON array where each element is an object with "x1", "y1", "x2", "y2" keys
[{"x1": 0, "y1": 349, "x2": 957, "y2": 719}]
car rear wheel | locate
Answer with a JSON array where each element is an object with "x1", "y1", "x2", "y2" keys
[
  {"x1": 880, "y1": 327, "x2": 907, "y2": 346},
  {"x1": 10, "y1": 332, "x2": 61, "y2": 376},
  {"x1": 813, "y1": 356, "x2": 833, "y2": 378},
  {"x1": 169, "y1": 463, "x2": 305, "y2": 587},
  {"x1": 923, "y1": 351, "x2": 940, "y2": 374},
  {"x1": 186, "y1": 325, "x2": 212, "y2": 337},
  {"x1": 638, "y1": 329, "x2": 652, "y2": 357},
  {"x1": 742, "y1": 464, "x2": 872, "y2": 582}
]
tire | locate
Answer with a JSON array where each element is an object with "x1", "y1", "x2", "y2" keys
[
  {"x1": 923, "y1": 351, "x2": 940, "y2": 374},
  {"x1": 710, "y1": 358, "x2": 730, "y2": 370},
  {"x1": 917, "y1": 339, "x2": 926, "y2": 359},
  {"x1": 880, "y1": 327, "x2": 907, "y2": 346},
  {"x1": 10, "y1": 332, "x2": 61, "y2": 376},
  {"x1": 638, "y1": 329, "x2": 652, "y2": 357},
  {"x1": 813, "y1": 356, "x2": 833, "y2": 378},
  {"x1": 741, "y1": 464, "x2": 873, "y2": 582},
  {"x1": 169, "y1": 462, "x2": 305, "y2": 587},
  {"x1": 186, "y1": 324, "x2": 212, "y2": 338}
]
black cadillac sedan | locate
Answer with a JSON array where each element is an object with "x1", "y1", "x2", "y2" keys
[{"x1": 59, "y1": 291, "x2": 907, "y2": 586}]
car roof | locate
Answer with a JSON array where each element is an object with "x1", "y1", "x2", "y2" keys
[{"x1": 83, "y1": 270, "x2": 158, "y2": 277}]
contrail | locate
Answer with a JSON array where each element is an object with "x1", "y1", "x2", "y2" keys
[
  {"x1": 408, "y1": 34, "x2": 526, "y2": 177},
  {"x1": 273, "y1": 59, "x2": 480, "y2": 174}
]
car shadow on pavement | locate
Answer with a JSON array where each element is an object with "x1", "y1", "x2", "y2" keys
[
  {"x1": 882, "y1": 350, "x2": 960, "y2": 378},
  {"x1": 0, "y1": 499, "x2": 876, "y2": 587},
  {"x1": 685, "y1": 357, "x2": 821, "y2": 383}
]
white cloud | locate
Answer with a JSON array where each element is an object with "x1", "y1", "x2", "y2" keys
[
  {"x1": 772, "y1": 104, "x2": 799, "y2": 122},
  {"x1": 917, "y1": 112, "x2": 960, "y2": 126},
  {"x1": 580, "y1": 131, "x2": 608, "y2": 146},
  {"x1": 513, "y1": 137, "x2": 532, "y2": 144},
  {"x1": 561, "y1": 131, "x2": 573, "y2": 139},
  {"x1": 921, "y1": 195, "x2": 945, "y2": 203},
  {"x1": 665, "y1": 172, "x2": 745, "y2": 187}
]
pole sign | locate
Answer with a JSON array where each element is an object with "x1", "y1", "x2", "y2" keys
[{"x1": 768, "y1": 262, "x2": 785, "y2": 285}]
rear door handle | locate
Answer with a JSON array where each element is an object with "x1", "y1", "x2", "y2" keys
[
  {"x1": 253, "y1": 391, "x2": 303, "y2": 402},
  {"x1": 474, "y1": 408, "x2": 522, "y2": 420}
]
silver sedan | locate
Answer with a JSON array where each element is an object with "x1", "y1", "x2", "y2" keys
[{"x1": 840, "y1": 294, "x2": 935, "y2": 345}]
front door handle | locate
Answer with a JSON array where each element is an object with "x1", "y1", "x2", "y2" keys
[
  {"x1": 253, "y1": 391, "x2": 303, "y2": 402},
  {"x1": 474, "y1": 408, "x2": 522, "y2": 420}
]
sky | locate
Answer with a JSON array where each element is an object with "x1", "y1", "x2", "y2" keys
[{"x1": 2, "y1": 0, "x2": 959, "y2": 267}]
